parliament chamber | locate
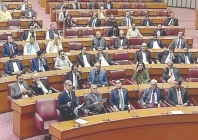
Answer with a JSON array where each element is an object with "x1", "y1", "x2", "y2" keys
[{"x1": 0, "y1": 0, "x2": 198, "y2": 140}]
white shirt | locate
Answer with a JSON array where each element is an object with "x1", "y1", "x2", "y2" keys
[
  {"x1": 99, "y1": 56, "x2": 109, "y2": 66},
  {"x1": 146, "y1": 20, "x2": 149, "y2": 26},
  {"x1": 72, "y1": 72, "x2": 77, "y2": 88},
  {"x1": 38, "y1": 59, "x2": 45, "y2": 72},
  {"x1": 149, "y1": 91, "x2": 158, "y2": 104},
  {"x1": 29, "y1": 11, "x2": 32, "y2": 17},
  {"x1": 107, "y1": 3, "x2": 110, "y2": 9},
  {"x1": 92, "y1": 18, "x2": 96, "y2": 27},
  {"x1": 23, "y1": 43, "x2": 39, "y2": 55},
  {"x1": 157, "y1": 30, "x2": 160, "y2": 36},
  {"x1": 118, "y1": 89, "x2": 124, "y2": 110},
  {"x1": 185, "y1": 55, "x2": 190, "y2": 64},
  {"x1": 12, "y1": 62, "x2": 20, "y2": 72},
  {"x1": 153, "y1": 41, "x2": 160, "y2": 49},
  {"x1": 168, "y1": 19, "x2": 173, "y2": 26},
  {"x1": 37, "y1": 81, "x2": 48, "y2": 94},
  {"x1": 168, "y1": 69, "x2": 175, "y2": 81},
  {"x1": 165, "y1": 53, "x2": 171, "y2": 64},
  {"x1": 82, "y1": 55, "x2": 91, "y2": 67},
  {"x1": 18, "y1": 82, "x2": 25, "y2": 92},
  {"x1": 142, "y1": 51, "x2": 148, "y2": 64},
  {"x1": 120, "y1": 39, "x2": 123, "y2": 46},
  {"x1": 177, "y1": 39, "x2": 181, "y2": 48},
  {"x1": 127, "y1": 18, "x2": 131, "y2": 26}
]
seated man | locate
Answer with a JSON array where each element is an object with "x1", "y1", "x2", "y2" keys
[
  {"x1": 162, "y1": 61, "x2": 183, "y2": 83},
  {"x1": 16, "y1": 0, "x2": 28, "y2": 11},
  {"x1": 89, "y1": 12, "x2": 101, "y2": 27},
  {"x1": 20, "y1": 25, "x2": 36, "y2": 41},
  {"x1": 56, "y1": 0, "x2": 69, "y2": 11},
  {"x1": 32, "y1": 73, "x2": 52, "y2": 95},
  {"x1": 97, "y1": 6, "x2": 106, "y2": 18},
  {"x1": 88, "y1": 0, "x2": 99, "y2": 9},
  {"x1": 114, "y1": 30, "x2": 128, "y2": 49},
  {"x1": 153, "y1": 24, "x2": 166, "y2": 36},
  {"x1": 169, "y1": 32, "x2": 188, "y2": 49},
  {"x1": 106, "y1": 14, "x2": 116, "y2": 26},
  {"x1": 31, "y1": 51, "x2": 50, "y2": 72},
  {"x1": 0, "y1": 0, "x2": 6, "y2": 11},
  {"x1": 156, "y1": 46, "x2": 181, "y2": 64},
  {"x1": 147, "y1": 34, "x2": 164, "y2": 49},
  {"x1": 126, "y1": 24, "x2": 142, "y2": 38},
  {"x1": 135, "y1": 43, "x2": 152, "y2": 64},
  {"x1": 58, "y1": 7, "x2": 68, "y2": 22},
  {"x1": 46, "y1": 34, "x2": 63, "y2": 53},
  {"x1": 88, "y1": 62, "x2": 108, "y2": 87},
  {"x1": 138, "y1": 79, "x2": 162, "y2": 108},
  {"x1": 132, "y1": 62, "x2": 150, "y2": 84},
  {"x1": 55, "y1": 50, "x2": 72, "y2": 70},
  {"x1": 72, "y1": 0, "x2": 81, "y2": 9},
  {"x1": 91, "y1": 31, "x2": 107, "y2": 50},
  {"x1": 46, "y1": 23, "x2": 61, "y2": 40},
  {"x1": 85, "y1": 84, "x2": 106, "y2": 114},
  {"x1": 179, "y1": 47, "x2": 194, "y2": 64},
  {"x1": 10, "y1": 74, "x2": 31, "y2": 99},
  {"x1": 0, "y1": 5, "x2": 12, "y2": 20},
  {"x1": 77, "y1": 47, "x2": 94, "y2": 67},
  {"x1": 121, "y1": 12, "x2": 133, "y2": 26},
  {"x1": 5, "y1": 54, "x2": 26, "y2": 76},
  {"x1": 107, "y1": 24, "x2": 120, "y2": 37},
  {"x1": 23, "y1": 36, "x2": 40, "y2": 55},
  {"x1": 165, "y1": 13, "x2": 179, "y2": 26},
  {"x1": 2, "y1": 36, "x2": 20, "y2": 57},
  {"x1": 166, "y1": 80, "x2": 190, "y2": 106},
  {"x1": 104, "y1": 0, "x2": 113, "y2": 9},
  {"x1": 65, "y1": 63, "x2": 83, "y2": 90},
  {"x1": 95, "y1": 46, "x2": 117, "y2": 66},
  {"x1": 141, "y1": 15, "x2": 152, "y2": 26},
  {"x1": 24, "y1": 6, "x2": 35, "y2": 19},
  {"x1": 29, "y1": 16, "x2": 42, "y2": 29},
  {"x1": 110, "y1": 80, "x2": 130, "y2": 111}
]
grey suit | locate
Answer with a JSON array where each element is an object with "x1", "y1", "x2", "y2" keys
[
  {"x1": 121, "y1": 17, "x2": 133, "y2": 26},
  {"x1": 162, "y1": 67, "x2": 183, "y2": 82},
  {"x1": 114, "y1": 37, "x2": 128, "y2": 49},
  {"x1": 11, "y1": 81, "x2": 31, "y2": 99},
  {"x1": 169, "y1": 38, "x2": 188, "y2": 49},
  {"x1": 166, "y1": 87, "x2": 190, "y2": 106},
  {"x1": 24, "y1": 10, "x2": 35, "y2": 19},
  {"x1": 72, "y1": 2, "x2": 81, "y2": 9},
  {"x1": 95, "y1": 53, "x2": 116, "y2": 65},
  {"x1": 91, "y1": 37, "x2": 107, "y2": 50},
  {"x1": 85, "y1": 93, "x2": 104, "y2": 114}
]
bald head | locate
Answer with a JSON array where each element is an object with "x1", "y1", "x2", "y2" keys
[
  {"x1": 96, "y1": 31, "x2": 101, "y2": 38},
  {"x1": 119, "y1": 30, "x2": 124, "y2": 38},
  {"x1": 7, "y1": 36, "x2": 13, "y2": 43}
]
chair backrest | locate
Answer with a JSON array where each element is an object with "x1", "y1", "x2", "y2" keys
[
  {"x1": 189, "y1": 69, "x2": 198, "y2": 78},
  {"x1": 82, "y1": 28, "x2": 94, "y2": 37},
  {"x1": 110, "y1": 37, "x2": 117, "y2": 45},
  {"x1": 129, "y1": 11, "x2": 134, "y2": 16},
  {"x1": 109, "y1": 70, "x2": 126, "y2": 81},
  {"x1": 35, "y1": 98, "x2": 58, "y2": 121},
  {"x1": 166, "y1": 28, "x2": 180, "y2": 36},
  {"x1": 129, "y1": 37, "x2": 143, "y2": 45},
  {"x1": 138, "y1": 90, "x2": 145, "y2": 99},
  {"x1": 135, "y1": 3, "x2": 146, "y2": 9},
  {"x1": 68, "y1": 42, "x2": 82, "y2": 51},
  {"x1": 162, "y1": 89, "x2": 169, "y2": 100},
  {"x1": 7, "y1": 83, "x2": 14, "y2": 96},
  {"x1": 121, "y1": 3, "x2": 131, "y2": 9},
  {"x1": 64, "y1": 29, "x2": 79, "y2": 38},
  {"x1": 79, "y1": 11, "x2": 90, "y2": 17},
  {"x1": 138, "y1": 10, "x2": 148, "y2": 16},
  {"x1": 158, "y1": 10, "x2": 168, "y2": 16},
  {"x1": 107, "y1": 9, "x2": 118, "y2": 16},
  {"x1": 114, "y1": 52, "x2": 129, "y2": 61},
  {"x1": 103, "y1": 28, "x2": 109, "y2": 36},
  {"x1": 8, "y1": 19, "x2": 20, "y2": 27},
  {"x1": 0, "y1": 32, "x2": 9, "y2": 41}
]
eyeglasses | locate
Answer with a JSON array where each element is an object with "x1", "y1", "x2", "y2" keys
[
  {"x1": 116, "y1": 82, "x2": 121, "y2": 84},
  {"x1": 68, "y1": 85, "x2": 72, "y2": 87},
  {"x1": 93, "y1": 88, "x2": 97, "y2": 89}
]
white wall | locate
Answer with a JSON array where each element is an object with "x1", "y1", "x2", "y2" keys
[{"x1": 163, "y1": 0, "x2": 198, "y2": 9}]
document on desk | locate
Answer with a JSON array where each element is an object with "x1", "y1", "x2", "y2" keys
[
  {"x1": 75, "y1": 118, "x2": 88, "y2": 125},
  {"x1": 170, "y1": 110, "x2": 184, "y2": 114}
]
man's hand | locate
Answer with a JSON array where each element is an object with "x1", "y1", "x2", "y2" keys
[
  {"x1": 17, "y1": 71, "x2": 23, "y2": 74},
  {"x1": 142, "y1": 102, "x2": 146, "y2": 106},
  {"x1": 182, "y1": 103, "x2": 188, "y2": 106},
  {"x1": 94, "y1": 101, "x2": 100, "y2": 106},
  {"x1": 114, "y1": 106, "x2": 119, "y2": 112},
  {"x1": 158, "y1": 103, "x2": 161, "y2": 108},
  {"x1": 67, "y1": 102, "x2": 71, "y2": 107},
  {"x1": 48, "y1": 90, "x2": 52, "y2": 94}
]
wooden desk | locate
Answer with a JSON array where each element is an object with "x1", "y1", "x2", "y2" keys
[
  {"x1": 46, "y1": 2, "x2": 168, "y2": 14},
  {"x1": 0, "y1": 19, "x2": 43, "y2": 30},
  {"x1": 2, "y1": 3, "x2": 32, "y2": 10},
  {"x1": 11, "y1": 83, "x2": 198, "y2": 139},
  {"x1": 49, "y1": 107, "x2": 198, "y2": 140},
  {"x1": 9, "y1": 10, "x2": 37, "y2": 19}
]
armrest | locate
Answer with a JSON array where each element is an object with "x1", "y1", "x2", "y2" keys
[
  {"x1": 137, "y1": 101, "x2": 147, "y2": 109},
  {"x1": 125, "y1": 79, "x2": 135, "y2": 85},
  {"x1": 51, "y1": 87, "x2": 60, "y2": 93},
  {"x1": 163, "y1": 100, "x2": 173, "y2": 107},
  {"x1": 34, "y1": 112, "x2": 44, "y2": 132},
  {"x1": 109, "y1": 81, "x2": 116, "y2": 86},
  {"x1": 108, "y1": 45, "x2": 115, "y2": 50}
]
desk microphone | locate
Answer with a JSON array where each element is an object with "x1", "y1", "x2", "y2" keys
[{"x1": 128, "y1": 108, "x2": 139, "y2": 118}]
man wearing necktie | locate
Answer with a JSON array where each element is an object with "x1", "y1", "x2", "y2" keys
[
  {"x1": 166, "y1": 13, "x2": 179, "y2": 26},
  {"x1": 110, "y1": 80, "x2": 131, "y2": 111},
  {"x1": 179, "y1": 47, "x2": 194, "y2": 64},
  {"x1": 58, "y1": 80, "x2": 79, "y2": 121},
  {"x1": 24, "y1": 6, "x2": 35, "y2": 19},
  {"x1": 89, "y1": 12, "x2": 101, "y2": 27},
  {"x1": 166, "y1": 80, "x2": 190, "y2": 106},
  {"x1": 72, "y1": 0, "x2": 81, "y2": 9},
  {"x1": 121, "y1": 12, "x2": 133, "y2": 26},
  {"x1": 141, "y1": 15, "x2": 152, "y2": 26},
  {"x1": 169, "y1": 32, "x2": 188, "y2": 49}
]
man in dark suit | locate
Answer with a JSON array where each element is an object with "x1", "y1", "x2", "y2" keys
[
  {"x1": 153, "y1": 24, "x2": 166, "y2": 36},
  {"x1": 162, "y1": 61, "x2": 183, "y2": 83},
  {"x1": 166, "y1": 80, "x2": 190, "y2": 106},
  {"x1": 65, "y1": 63, "x2": 83, "y2": 89},
  {"x1": 85, "y1": 84, "x2": 106, "y2": 114},
  {"x1": 147, "y1": 34, "x2": 164, "y2": 49},
  {"x1": 24, "y1": 6, "x2": 35, "y2": 19},
  {"x1": 29, "y1": 16, "x2": 42, "y2": 29},
  {"x1": 77, "y1": 47, "x2": 94, "y2": 67},
  {"x1": 89, "y1": 12, "x2": 101, "y2": 27},
  {"x1": 156, "y1": 46, "x2": 181, "y2": 64},
  {"x1": 91, "y1": 31, "x2": 107, "y2": 50},
  {"x1": 139, "y1": 79, "x2": 162, "y2": 108},
  {"x1": 110, "y1": 80, "x2": 130, "y2": 111},
  {"x1": 2, "y1": 36, "x2": 20, "y2": 57},
  {"x1": 141, "y1": 15, "x2": 152, "y2": 26},
  {"x1": 10, "y1": 74, "x2": 31, "y2": 99},
  {"x1": 20, "y1": 25, "x2": 36, "y2": 41},
  {"x1": 103, "y1": 0, "x2": 113, "y2": 9},
  {"x1": 169, "y1": 32, "x2": 188, "y2": 49},
  {"x1": 56, "y1": 0, "x2": 69, "y2": 10},
  {"x1": 135, "y1": 43, "x2": 152, "y2": 64},
  {"x1": 31, "y1": 51, "x2": 50, "y2": 72},
  {"x1": 165, "y1": 13, "x2": 179, "y2": 26},
  {"x1": 121, "y1": 12, "x2": 133, "y2": 26},
  {"x1": 88, "y1": 62, "x2": 108, "y2": 87},
  {"x1": 58, "y1": 80, "x2": 78, "y2": 121},
  {"x1": 5, "y1": 54, "x2": 26, "y2": 76},
  {"x1": 32, "y1": 73, "x2": 52, "y2": 95},
  {"x1": 179, "y1": 47, "x2": 194, "y2": 64},
  {"x1": 95, "y1": 46, "x2": 117, "y2": 66},
  {"x1": 114, "y1": 30, "x2": 128, "y2": 49},
  {"x1": 88, "y1": 0, "x2": 99, "y2": 9},
  {"x1": 107, "y1": 24, "x2": 120, "y2": 37}
]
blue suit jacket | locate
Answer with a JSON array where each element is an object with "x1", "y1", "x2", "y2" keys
[
  {"x1": 2, "y1": 42, "x2": 20, "y2": 57},
  {"x1": 110, "y1": 88, "x2": 129, "y2": 108},
  {"x1": 139, "y1": 87, "x2": 162, "y2": 105},
  {"x1": 30, "y1": 57, "x2": 50, "y2": 72},
  {"x1": 4, "y1": 60, "x2": 25, "y2": 75},
  {"x1": 88, "y1": 69, "x2": 108, "y2": 85}
]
